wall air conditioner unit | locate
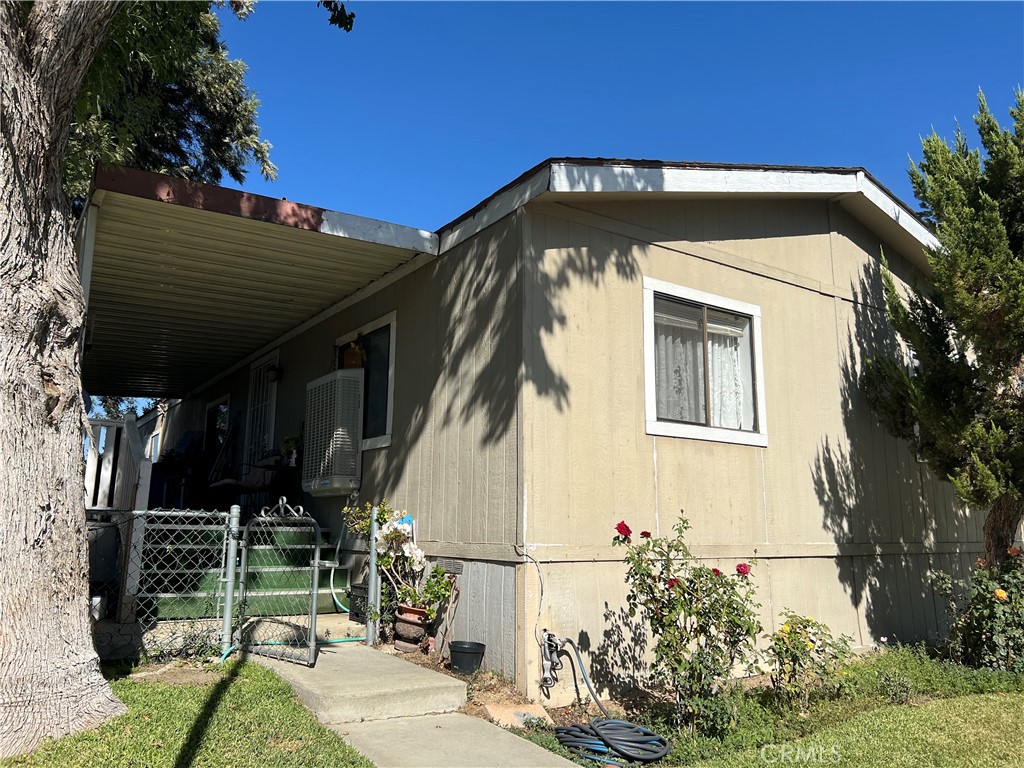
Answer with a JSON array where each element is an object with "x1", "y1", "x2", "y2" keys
[{"x1": 302, "y1": 368, "x2": 363, "y2": 496}]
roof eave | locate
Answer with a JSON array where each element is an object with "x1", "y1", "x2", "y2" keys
[
  {"x1": 436, "y1": 159, "x2": 937, "y2": 268},
  {"x1": 92, "y1": 166, "x2": 438, "y2": 256}
]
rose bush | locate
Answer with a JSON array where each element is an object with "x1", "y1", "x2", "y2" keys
[
  {"x1": 935, "y1": 546, "x2": 1024, "y2": 672},
  {"x1": 614, "y1": 516, "x2": 761, "y2": 733}
]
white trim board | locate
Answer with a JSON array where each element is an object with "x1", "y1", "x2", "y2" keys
[{"x1": 320, "y1": 210, "x2": 438, "y2": 255}]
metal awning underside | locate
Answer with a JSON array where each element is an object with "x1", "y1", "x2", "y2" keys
[{"x1": 80, "y1": 167, "x2": 436, "y2": 397}]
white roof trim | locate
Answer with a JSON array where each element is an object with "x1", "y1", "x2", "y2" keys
[
  {"x1": 549, "y1": 164, "x2": 856, "y2": 196},
  {"x1": 439, "y1": 167, "x2": 550, "y2": 253},
  {"x1": 189, "y1": 159, "x2": 938, "y2": 398},
  {"x1": 852, "y1": 170, "x2": 938, "y2": 251},
  {"x1": 437, "y1": 161, "x2": 938, "y2": 255},
  {"x1": 321, "y1": 209, "x2": 438, "y2": 255}
]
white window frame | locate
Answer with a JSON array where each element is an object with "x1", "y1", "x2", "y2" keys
[
  {"x1": 336, "y1": 311, "x2": 396, "y2": 451},
  {"x1": 642, "y1": 276, "x2": 768, "y2": 447}
]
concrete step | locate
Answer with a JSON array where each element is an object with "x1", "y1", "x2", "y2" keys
[{"x1": 253, "y1": 643, "x2": 467, "y2": 723}]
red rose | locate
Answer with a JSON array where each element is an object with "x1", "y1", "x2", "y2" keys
[
  {"x1": 615, "y1": 521, "x2": 632, "y2": 538},
  {"x1": 640, "y1": 531, "x2": 651, "y2": 539},
  {"x1": 712, "y1": 568, "x2": 722, "y2": 577},
  {"x1": 667, "y1": 578, "x2": 680, "y2": 589},
  {"x1": 736, "y1": 563, "x2": 751, "y2": 577}
]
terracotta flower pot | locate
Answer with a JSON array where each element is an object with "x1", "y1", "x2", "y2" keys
[
  {"x1": 341, "y1": 346, "x2": 364, "y2": 369},
  {"x1": 394, "y1": 604, "x2": 429, "y2": 652}
]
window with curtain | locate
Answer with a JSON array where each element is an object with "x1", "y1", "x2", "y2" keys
[{"x1": 644, "y1": 278, "x2": 766, "y2": 446}]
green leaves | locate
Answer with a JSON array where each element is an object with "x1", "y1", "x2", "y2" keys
[
  {"x1": 939, "y1": 549, "x2": 1024, "y2": 672},
  {"x1": 865, "y1": 90, "x2": 1024, "y2": 529},
  {"x1": 764, "y1": 611, "x2": 853, "y2": 711},
  {"x1": 318, "y1": 1, "x2": 355, "y2": 32},
  {"x1": 615, "y1": 515, "x2": 761, "y2": 734},
  {"x1": 64, "y1": 2, "x2": 278, "y2": 203}
]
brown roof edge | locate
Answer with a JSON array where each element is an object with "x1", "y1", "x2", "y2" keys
[
  {"x1": 435, "y1": 157, "x2": 928, "y2": 238},
  {"x1": 91, "y1": 165, "x2": 326, "y2": 232}
]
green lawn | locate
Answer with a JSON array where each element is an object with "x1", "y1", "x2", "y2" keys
[
  {"x1": 689, "y1": 693, "x2": 1024, "y2": 768},
  {"x1": 1, "y1": 661, "x2": 372, "y2": 768},
  {"x1": 518, "y1": 647, "x2": 1024, "y2": 767}
]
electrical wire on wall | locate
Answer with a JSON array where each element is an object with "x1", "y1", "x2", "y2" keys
[{"x1": 513, "y1": 543, "x2": 547, "y2": 649}]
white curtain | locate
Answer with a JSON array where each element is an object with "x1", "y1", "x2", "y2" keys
[
  {"x1": 707, "y1": 330, "x2": 742, "y2": 429},
  {"x1": 654, "y1": 301, "x2": 706, "y2": 424},
  {"x1": 654, "y1": 298, "x2": 752, "y2": 430}
]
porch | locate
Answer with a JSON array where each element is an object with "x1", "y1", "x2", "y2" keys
[{"x1": 78, "y1": 166, "x2": 438, "y2": 662}]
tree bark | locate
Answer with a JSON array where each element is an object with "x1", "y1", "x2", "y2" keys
[
  {"x1": 1, "y1": 1, "x2": 124, "y2": 757},
  {"x1": 983, "y1": 493, "x2": 1024, "y2": 568}
]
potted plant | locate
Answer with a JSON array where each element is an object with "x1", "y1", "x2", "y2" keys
[
  {"x1": 341, "y1": 500, "x2": 455, "y2": 651},
  {"x1": 341, "y1": 339, "x2": 366, "y2": 369}
]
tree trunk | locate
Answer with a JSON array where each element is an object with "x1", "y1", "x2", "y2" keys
[
  {"x1": 1, "y1": 2, "x2": 124, "y2": 756},
  {"x1": 983, "y1": 493, "x2": 1024, "y2": 568}
]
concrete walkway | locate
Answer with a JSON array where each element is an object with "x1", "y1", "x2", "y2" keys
[{"x1": 256, "y1": 643, "x2": 577, "y2": 768}]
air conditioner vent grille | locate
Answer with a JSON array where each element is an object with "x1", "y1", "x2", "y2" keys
[{"x1": 302, "y1": 369, "x2": 363, "y2": 495}]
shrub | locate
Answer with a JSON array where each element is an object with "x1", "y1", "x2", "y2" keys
[
  {"x1": 848, "y1": 643, "x2": 1024, "y2": 700},
  {"x1": 763, "y1": 611, "x2": 852, "y2": 710},
  {"x1": 614, "y1": 517, "x2": 761, "y2": 733},
  {"x1": 877, "y1": 668, "x2": 913, "y2": 704},
  {"x1": 934, "y1": 547, "x2": 1024, "y2": 672}
]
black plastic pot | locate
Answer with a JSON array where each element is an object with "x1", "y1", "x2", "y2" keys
[{"x1": 449, "y1": 641, "x2": 485, "y2": 674}]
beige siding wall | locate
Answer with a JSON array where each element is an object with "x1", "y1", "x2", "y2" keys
[
  {"x1": 183, "y1": 214, "x2": 523, "y2": 675},
  {"x1": 519, "y1": 198, "x2": 982, "y2": 702}
]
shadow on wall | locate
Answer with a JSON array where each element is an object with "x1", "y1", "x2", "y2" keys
[
  {"x1": 583, "y1": 602, "x2": 650, "y2": 702},
  {"x1": 811, "y1": 258, "x2": 976, "y2": 646},
  {"x1": 362, "y1": 207, "x2": 639, "y2": 495}
]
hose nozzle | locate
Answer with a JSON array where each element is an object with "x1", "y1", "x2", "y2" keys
[{"x1": 539, "y1": 629, "x2": 566, "y2": 691}]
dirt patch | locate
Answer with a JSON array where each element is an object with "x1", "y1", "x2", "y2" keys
[
  {"x1": 388, "y1": 647, "x2": 534, "y2": 717},
  {"x1": 129, "y1": 660, "x2": 226, "y2": 686}
]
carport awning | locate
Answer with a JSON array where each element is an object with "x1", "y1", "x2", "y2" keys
[{"x1": 79, "y1": 167, "x2": 437, "y2": 397}]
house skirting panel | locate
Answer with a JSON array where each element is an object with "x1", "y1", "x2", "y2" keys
[{"x1": 519, "y1": 550, "x2": 981, "y2": 705}]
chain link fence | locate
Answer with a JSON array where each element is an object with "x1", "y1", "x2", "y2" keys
[
  {"x1": 89, "y1": 508, "x2": 230, "y2": 660},
  {"x1": 89, "y1": 500, "x2": 330, "y2": 667}
]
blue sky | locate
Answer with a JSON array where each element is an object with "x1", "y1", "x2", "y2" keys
[{"x1": 218, "y1": 1, "x2": 1023, "y2": 232}]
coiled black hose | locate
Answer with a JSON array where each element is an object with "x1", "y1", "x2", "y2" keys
[{"x1": 554, "y1": 639, "x2": 671, "y2": 765}]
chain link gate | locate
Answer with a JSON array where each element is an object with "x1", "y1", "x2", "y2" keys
[{"x1": 236, "y1": 497, "x2": 322, "y2": 666}]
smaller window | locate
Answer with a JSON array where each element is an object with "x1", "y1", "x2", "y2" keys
[
  {"x1": 336, "y1": 312, "x2": 396, "y2": 450},
  {"x1": 147, "y1": 433, "x2": 161, "y2": 461},
  {"x1": 643, "y1": 277, "x2": 767, "y2": 447}
]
